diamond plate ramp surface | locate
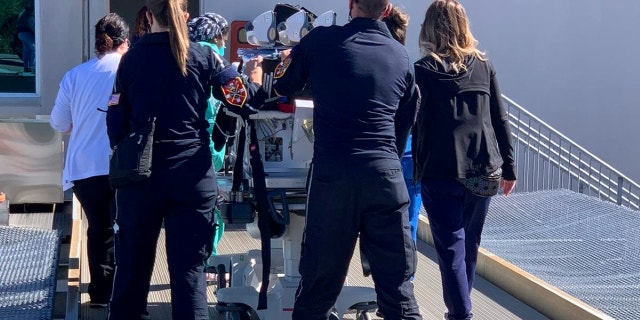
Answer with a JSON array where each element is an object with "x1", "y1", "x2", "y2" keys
[
  {"x1": 0, "y1": 226, "x2": 60, "y2": 320},
  {"x1": 484, "y1": 189, "x2": 639, "y2": 320}
]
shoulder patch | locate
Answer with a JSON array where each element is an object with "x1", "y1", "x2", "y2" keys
[
  {"x1": 274, "y1": 56, "x2": 292, "y2": 79},
  {"x1": 221, "y1": 77, "x2": 248, "y2": 107}
]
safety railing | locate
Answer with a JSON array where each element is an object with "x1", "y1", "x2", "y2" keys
[{"x1": 503, "y1": 95, "x2": 640, "y2": 210}]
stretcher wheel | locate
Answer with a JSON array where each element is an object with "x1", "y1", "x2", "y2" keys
[
  {"x1": 217, "y1": 263, "x2": 227, "y2": 289},
  {"x1": 357, "y1": 312, "x2": 373, "y2": 320},
  {"x1": 217, "y1": 304, "x2": 252, "y2": 320},
  {"x1": 223, "y1": 311, "x2": 251, "y2": 320}
]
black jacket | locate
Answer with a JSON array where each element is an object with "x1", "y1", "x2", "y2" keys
[
  {"x1": 412, "y1": 55, "x2": 516, "y2": 181},
  {"x1": 107, "y1": 32, "x2": 266, "y2": 171},
  {"x1": 273, "y1": 18, "x2": 418, "y2": 163}
]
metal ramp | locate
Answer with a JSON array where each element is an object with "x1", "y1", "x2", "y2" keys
[
  {"x1": 0, "y1": 226, "x2": 60, "y2": 320},
  {"x1": 484, "y1": 189, "x2": 639, "y2": 320},
  {"x1": 79, "y1": 223, "x2": 548, "y2": 320}
]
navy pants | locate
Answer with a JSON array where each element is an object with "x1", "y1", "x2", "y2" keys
[
  {"x1": 72, "y1": 175, "x2": 115, "y2": 304},
  {"x1": 293, "y1": 160, "x2": 422, "y2": 320},
  {"x1": 421, "y1": 178, "x2": 491, "y2": 320},
  {"x1": 361, "y1": 158, "x2": 420, "y2": 276},
  {"x1": 108, "y1": 164, "x2": 217, "y2": 320}
]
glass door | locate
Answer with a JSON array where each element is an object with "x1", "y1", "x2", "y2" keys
[{"x1": 0, "y1": 0, "x2": 36, "y2": 94}]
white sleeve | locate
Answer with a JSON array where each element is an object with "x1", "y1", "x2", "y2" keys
[{"x1": 50, "y1": 72, "x2": 73, "y2": 133}]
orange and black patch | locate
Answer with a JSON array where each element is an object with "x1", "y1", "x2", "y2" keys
[
  {"x1": 274, "y1": 56, "x2": 292, "y2": 79},
  {"x1": 221, "y1": 77, "x2": 248, "y2": 107}
]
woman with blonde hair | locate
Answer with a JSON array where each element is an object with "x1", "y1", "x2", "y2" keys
[
  {"x1": 413, "y1": 1, "x2": 516, "y2": 319},
  {"x1": 106, "y1": 0, "x2": 265, "y2": 318},
  {"x1": 384, "y1": 5, "x2": 409, "y2": 45}
]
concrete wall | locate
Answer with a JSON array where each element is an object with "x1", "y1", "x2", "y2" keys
[
  {"x1": 210, "y1": 0, "x2": 640, "y2": 182},
  {"x1": 458, "y1": 0, "x2": 640, "y2": 182}
]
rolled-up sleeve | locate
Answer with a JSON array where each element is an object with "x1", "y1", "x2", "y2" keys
[{"x1": 50, "y1": 72, "x2": 73, "y2": 133}]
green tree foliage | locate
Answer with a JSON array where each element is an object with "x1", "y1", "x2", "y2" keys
[{"x1": 0, "y1": 0, "x2": 30, "y2": 55}]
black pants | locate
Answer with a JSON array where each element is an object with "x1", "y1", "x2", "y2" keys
[
  {"x1": 72, "y1": 175, "x2": 115, "y2": 303},
  {"x1": 292, "y1": 160, "x2": 422, "y2": 320},
  {"x1": 108, "y1": 163, "x2": 217, "y2": 320},
  {"x1": 421, "y1": 178, "x2": 492, "y2": 320}
]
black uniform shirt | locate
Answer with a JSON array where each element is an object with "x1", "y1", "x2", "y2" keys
[
  {"x1": 107, "y1": 32, "x2": 266, "y2": 170},
  {"x1": 273, "y1": 18, "x2": 417, "y2": 165}
]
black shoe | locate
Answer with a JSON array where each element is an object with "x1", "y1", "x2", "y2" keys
[{"x1": 140, "y1": 311, "x2": 151, "y2": 320}]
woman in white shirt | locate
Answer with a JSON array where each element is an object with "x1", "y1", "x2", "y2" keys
[{"x1": 50, "y1": 13, "x2": 129, "y2": 308}]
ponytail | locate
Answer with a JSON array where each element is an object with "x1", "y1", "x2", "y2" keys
[
  {"x1": 148, "y1": 0, "x2": 189, "y2": 76},
  {"x1": 167, "y1": 0, "x2": 189, "y2": 76}
]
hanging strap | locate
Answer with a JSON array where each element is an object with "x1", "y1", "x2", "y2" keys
[
  {"x1": 231, "y1": 121, "x2": 247, "y2": 192},
  {"x1": 248, "y1": 119, "x2": 273, "y2": 310}
]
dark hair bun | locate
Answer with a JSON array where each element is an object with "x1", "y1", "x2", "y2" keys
[
  {"x1": 95, "y1": 34, "x2": 114, "y2": 54},
  {"x1": 94, "y1": 13, "x2": 130, "y2": 56}
]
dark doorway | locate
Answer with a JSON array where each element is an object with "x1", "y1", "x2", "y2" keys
[{"x1": 109, "y1": 0, "x2": 200, "y2": 36}]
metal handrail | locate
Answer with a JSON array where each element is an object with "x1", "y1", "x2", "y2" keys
[{"x1": 502, "y1": 95, "x2": 640, "y2": 210}]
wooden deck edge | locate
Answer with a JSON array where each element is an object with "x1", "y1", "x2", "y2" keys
[
  {"x1": 64, "y1": 196, "x2": 82, "y2": 320},
  {"x1": 416, "y1": 215, "x2": 614, "y2": 320}
]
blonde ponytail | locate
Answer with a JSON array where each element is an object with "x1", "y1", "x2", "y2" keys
[
  {"x1": 148, "y1": 0, "x2": 190, "y2": 76},
  {"x1": 167, "y1": 0, "x2": 189, "y2": 76}
]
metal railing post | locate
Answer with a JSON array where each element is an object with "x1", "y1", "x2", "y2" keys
[{"x1": 617, "y1": 176, "x2": 624, "y2": 205}]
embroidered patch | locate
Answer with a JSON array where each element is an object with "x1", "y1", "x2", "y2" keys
[
  {"x1": 274, "y1": 56, "x2": 292, "y2": 79},
  {"x1": 108, "y1": 93, "x2": 121, "y2": 106},
  {"x1": 221, "y1": 77, "x2": 247, "y2": 107}
]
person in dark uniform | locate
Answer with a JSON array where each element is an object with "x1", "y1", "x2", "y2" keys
[
  {"x1": 413, "y1": 1, "x2": 517, "y2": 319},
  {"x1": 273, "y1": 0, "x2": 422, "y2": 319},
  {"x1": 105, "y1": 0, "x2": 266, "y2": 319}
]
